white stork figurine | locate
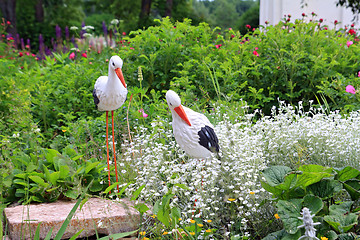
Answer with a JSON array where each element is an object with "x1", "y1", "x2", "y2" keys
[
  {"x1": 93, "y1": 55, "x2": 128, "y2": 192},
  {"x1": 165, "y1": 90, "x2": 219, "y2": 159}
]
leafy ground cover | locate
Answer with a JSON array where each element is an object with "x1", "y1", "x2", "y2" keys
[{"x1": 1, "y1": 14, "x2": 360, "y2": 239}]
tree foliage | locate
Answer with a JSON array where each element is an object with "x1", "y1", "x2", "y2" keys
[{"x1": 336, "y1": 0, "x2": 360, "y2": 16}]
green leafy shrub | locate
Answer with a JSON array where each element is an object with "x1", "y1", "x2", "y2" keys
[{"x1": 262, "y1": 164, "x2": 360, "y2": 239}]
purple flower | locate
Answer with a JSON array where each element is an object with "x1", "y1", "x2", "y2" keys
[
  {"x1": 65, "y1": 26, "x2": 69, "y2": 40},
  {"x1": 102, "y1": 21, "x2": 108, "y2": 39},
  {"x1": 80, "y1": 22, "x2": 85, "y2": 39},
  {"x1": 55, "y1": 25, "x2": 62, "y2": 40},
  {"x1": 20, "y1": 38, "x2": 25, "y2": 50},
  {"x1": 346, "y1": 85, "x2": 356, "y2": 94}
]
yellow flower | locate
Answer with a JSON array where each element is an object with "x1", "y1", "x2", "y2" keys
[
  {"x1": 62, "y1": 129, "x2": 67, "y2": 132},
  {"x1": 139, "y1": 231, "x2": 146, "y2": 235},
  {"x1": 206, "y1": 229, "x2": 212, "y2": 233},
  {"x1": 190, "y1": 232, "x2": 195, "y2": 236},
  {"x1": 162, "y1": 232, "x2": 168, "y2": 235},
  {"x1": 143, "y1": 238, "x2": 149, "y2": 240},
  {"x1": 250, "y1": 191, "x2": 255, "y2": 194},
  {"x1": 274, "y1": 213, "x2": 280, "y2": 219},
  {"x1": 206, "y1": 219, "x2": 212, "y2": 223},
  {"x1": 190, "y1": 219, "x2": 196, "y2": 224},
  {"x1": 178, "y1": 218, "x2": 182, "y2": 221},
  {"x1": 321, "y1": 237, "x2": 328, "y2": 240},
  {"x1": 151, "y1": 214, "x2": 156, "y2": 218},
  {"x1": 197, "y1": 224, "x2": 203, "y2": 227},
  {"x1": 228, "y1": 198, "x2": 236, "y2": 202}
]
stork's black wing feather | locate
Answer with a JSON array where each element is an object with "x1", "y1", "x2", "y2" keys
[
  {"x1": 93, "y1": 88, "x2": 99, "y2": 109},
  {"x1": 198, "y1": 125, "x2": 219, "y2": 153}
]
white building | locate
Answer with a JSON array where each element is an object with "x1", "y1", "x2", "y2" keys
[{"x1": 260, "y1": 0, "x2": 359, "y2": 28}]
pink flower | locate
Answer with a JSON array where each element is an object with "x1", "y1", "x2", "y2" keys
[
  {"x1": 246, "y1": 24, "x2": 251, "y2": 29},
  {"x1": 253, "y1": 50, "x2": 259, "y2": 57},
  {"x1": 122, "y1": 32, "x2": 126, "y2": 36},
  {"x1": 69, "y1": 52, "x2": 75, "y2": 60},
  {"x1": 346, "y1": 85, "x2": 356, "y2": 94},
  {"x1": 18, "y1": 52, "x2": 23, "y2": 57},
  {"x1": 358, "y1": 71, "x2": 360, "y2": 77},
  {"x1": 138, "y1": 109, "x2": 148, "y2": 118},
  {"x1": 347, "y1": 41, "x2": 353, "y2": 47},
  {"x1": 215, "y1": 44, "x2": 222, "y2": 49},
  {"x1": 81, "y1": 52, "x2": 87, "y2": 58}
]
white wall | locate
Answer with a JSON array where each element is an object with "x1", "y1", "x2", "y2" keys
[{"x1": 260, "y1": 0, "x2": 358, "y2": 29}]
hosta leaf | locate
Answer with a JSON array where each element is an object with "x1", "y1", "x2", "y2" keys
[{"x1": 276, "y1": 199, "x2": 303, "y2": 234}]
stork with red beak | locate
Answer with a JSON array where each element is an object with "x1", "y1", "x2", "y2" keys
[
  {"x1": 93, "y1": 55, "x2": 127, "y2": 192},
  {"x1": 165, "y1": 90, "x2": 219, "y2": 159}
]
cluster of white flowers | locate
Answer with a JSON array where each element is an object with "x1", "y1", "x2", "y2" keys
[
  {"x1": 117, "y1": 101, "x2": 360, "y2": 236},
  {"x1": 121, "y1": 114, "x2": 269, "y2": 235},
  {"x1": 253, "y1": 101, "x2": 360, "y2": 169}
]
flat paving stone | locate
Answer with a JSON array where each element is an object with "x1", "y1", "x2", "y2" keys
[{"x1": 4, "y1": 198, "x2": 140, "y2": 240}]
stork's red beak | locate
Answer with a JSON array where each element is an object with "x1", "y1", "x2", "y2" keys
[
  {"x1": 174, "y1": 105, "x2": 191, "y2": 126},
  {"x1": 115, "y1": 68, "x2": 126, "y2": 88}
]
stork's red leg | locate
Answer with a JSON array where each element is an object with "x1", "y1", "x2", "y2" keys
[
  {"x1": 106, "y1": 111, "x2": 111, "y2": 192},
  {"x1": 112, "y1": 111, "x2": 120, "y2": 192}
]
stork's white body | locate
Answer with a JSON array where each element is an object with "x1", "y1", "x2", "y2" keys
[
  {"x1": 94, "y1": 63, "x2": 127, "y2": 111},
  {"x1": 166, "y1": 90, "x2": 219, "y2": 159},
  {"x1": 170, "y1": 106, "x2": 214, "y2": 158}
]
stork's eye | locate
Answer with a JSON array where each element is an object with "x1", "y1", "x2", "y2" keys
[
  {"x1": 112, "y1": 62, "x2": 115, "y2": 66},
  {"x1": 169, "y1": 103, "x2": 173, "y2": 106}
]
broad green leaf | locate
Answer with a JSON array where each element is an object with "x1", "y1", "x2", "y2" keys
[
  {"x1": 295, "y1": 172, "x2": 332, "y2": 189},
  {"x1": 343, "y1": 180, "x2": 360, "y2": 201},
  {"x1": 85, "y1": 162, "x2": 99, "y2": 174},
  {"x1": 276, "y1": 199, "x2": 303, "y2": 234},
  {"x1": 59, "y1": 165, "x2": 70, "y2": 179},
  {"x1": 89, "y1": 180, "x2": 103, "y2": 192},
  {"x1": 308, "y1": 179, "x2": 342, "y2": 199},
  {"x1": 135, "y1": 203, "x2": 149, "y2": 214},
  {"x1": 299, "y1": 164, "x2": 333, "y2": 174},
  {"x1": 262, "y1": 166, "x2": 292, "y2": 186},
  {"x1": 302, "y1": 195, "x2": 323, "y2": 215},
  {"x1": 157, "y1": 207, "x2": 170, "y2": 227},
  {"x1": 324, "y1": 214, "x2": 357, "y2": 233},
  {"x1": 44, "y1": 149, "x2": 60, "y2": 164},
  {"x1": 336, "y1": 166, "x2": 360, "y2": 181},
  {"x1": 29, "y1": 175, "x2": 48, "y2": 188},
  {"x1": 49, "y1": 172, "x2": 60, "y2": 185}
]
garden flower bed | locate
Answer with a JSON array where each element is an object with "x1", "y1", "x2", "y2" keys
[{"x1": 1, "y1": 15, "x2": 360, "y2": 239}]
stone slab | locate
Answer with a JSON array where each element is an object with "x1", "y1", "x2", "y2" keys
[{"x1": 4, "y1": 198, "x2": 140, "y2": 240}]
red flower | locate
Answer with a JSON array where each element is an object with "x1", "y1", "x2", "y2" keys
[
  {"x1": 18, "y1": 52, "x2": 23, "y2": 57},
  {"x1": 319, "y1": 18, "x2": 323, "y2": 23},
  {"x1": 253, "y1": 50, "x2": 259, "y2": 57},
  {"x1": 6, "y1": 21, "x2": 10, "y2": 25},
  {"x1": 215, "y1": 44, "x2": 222, "y2": 49},
  {"x1": 246, "y1": 24, "x2": 251, "y2": 29},
  {"x1": 351, "y1": 23, "x2": 355, "y2": 27},
  {"x1": 81, "y1": 52, "x2": 87, "y2": 58},
  {"x1": 349, "y1": 29, "x2": 356, "y2": 35},
  {"x1": 334, "y1": 20, "x2": 338, "y2": 25},
  {"x1": 122, "y1": 32, "x2": 126, "y2": 36},
  {"x1": 302, "y1": 13, "x2": 306, "y2": 17}
]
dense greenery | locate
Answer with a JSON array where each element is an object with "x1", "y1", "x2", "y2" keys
[{"x1": 1, "y1": 16, "x2": 360, "y2": 239}]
